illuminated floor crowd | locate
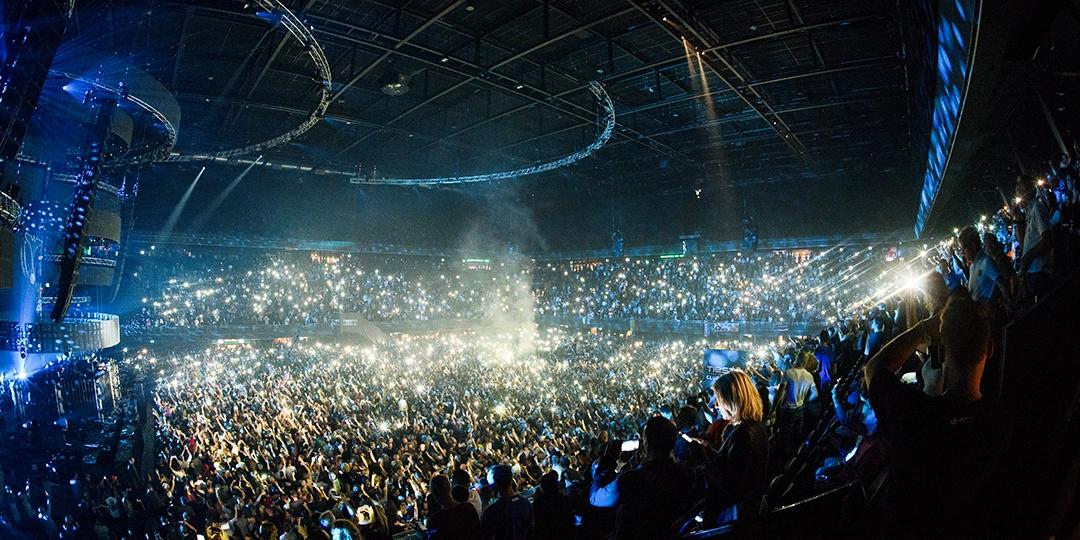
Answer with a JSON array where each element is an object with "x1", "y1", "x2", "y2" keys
[{"x1": 146, "y1": 330, "x2": 762, "y2": 538}]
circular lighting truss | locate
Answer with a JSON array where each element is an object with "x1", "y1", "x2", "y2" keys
[
  {"x1": 50, "y1": 72, "x2": 180, "y2": 167},
  {"x1": 164, "y1": 0, "x2": 332, "y2": 164},
  {"x1": 60, "y1": 0, "x2": 331, "y2": 167},
  {"x1": 354, "y1": 81, "x2": 616, "y2": 186}
]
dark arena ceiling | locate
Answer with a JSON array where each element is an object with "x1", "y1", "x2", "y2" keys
[{"x1": 53, "y1": 0, "x2": 928, "y2": 251}]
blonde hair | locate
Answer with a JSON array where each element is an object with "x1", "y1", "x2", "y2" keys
[
  {"x1": 799, "y1": 351, "x2": 819, "y2": 372},
  {"x1": 713, "y1": 371, "x2": 763, "y2": 423}
]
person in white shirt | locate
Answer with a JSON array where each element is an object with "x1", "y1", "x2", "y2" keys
[
  {"x1": 958, "y1": 226, "x2": 1005, "y2": 304},
  {"x1": 1018, "y1": 178, "x2": 1054, "y2": 301},
  {"x1": 775, "y1": 353, "x2": 819, "y2": 457}
]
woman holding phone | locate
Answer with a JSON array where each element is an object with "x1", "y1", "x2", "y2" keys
[{"x1": 704, "y1": 371, "x2": 770, "y2": 531}]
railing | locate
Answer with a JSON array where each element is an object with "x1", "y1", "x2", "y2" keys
[
  {"x1": 121, "y1": 316, "x2": 822, "y2": 344},
  {"x1": 538, "y1": 316, "x2": 822, "y2": 338},
  {"x1": 43, "y1": 253, "x2": 118, "y2": 267},
  {"x1": 122, "y1": 230, "x2": 911, "y2": 261},
  {"x1": 0, "y1": 312, "x2": 121, "y2": 352}
]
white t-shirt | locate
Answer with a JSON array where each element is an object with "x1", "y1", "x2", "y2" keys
[
  {"x1": 967, "y1": 251, "x2": 1000, "y2": 303},
  {"x1": 780, "y1": 368, "x2": 817, "y2": 409}
]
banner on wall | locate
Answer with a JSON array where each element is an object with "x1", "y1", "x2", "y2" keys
[{"x1": 702, "y1": 349, "x2": 747, "y2": 391}]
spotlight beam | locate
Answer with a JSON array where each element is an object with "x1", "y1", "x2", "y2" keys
[
  {"x1": 189, "y1": 157, "x2": 263, "y2": 232},
  {"x1": 156, "y1": 166, "x2": 206, "y2": 245}
]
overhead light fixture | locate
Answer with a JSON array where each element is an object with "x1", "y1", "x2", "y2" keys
[
  {"x1": 515, "y1": 84, "x2": 524, "y2": 90},
  {"x1": 378, "y1": 66, "x2": 410, "y2": 96},
  {"x1": 440, "y1": 57, "x2": 449, "y2": 63}
]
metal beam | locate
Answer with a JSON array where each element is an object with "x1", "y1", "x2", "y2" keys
[
  {"x1": 455, "y1": 93, "x2": 903, "y2": 169},
  {"x1": 244, "y1": 0, "x2": 321, "y2": 100},
  {"x1": 152, "y1": 0, "x2": 885, "y2": 175},
  {"x1": 168, "y1": 91, "x2": 612, "y2": 185},
  {"x1": 583, "y1": 14, "x2": 887, "y2": 91},
  {"x1": 326, "y1": 7, "x2": 643, "y2": 159},
  {"x1": 431, "y1": 58, "x2": 897, "y2": 154},
  {"x1": 416, "y1": 14, "x2": 888, "y2": 149},
  {"x1": 328, "y1": 0, "x2": 464, "y2": 106},
  {"x1": 628, "y1": 0, "x2": 807, "y2": 156},
  {"x1": 784, "y1": 0, "x2": 839, "y2": 95},
  {"x1": 171, "y1": 7, "x2": 194, "y2": 88}
]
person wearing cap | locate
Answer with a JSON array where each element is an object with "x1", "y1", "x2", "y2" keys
[
  {"x1": 589, "y1": 416, "x2": 697, "y2": 540},
  {"x1": 480, "y1": 464, "x2": 533, "y2": 540},
  {"x1": 427, "y1": 474, "x2": 480, "y2": 539}
]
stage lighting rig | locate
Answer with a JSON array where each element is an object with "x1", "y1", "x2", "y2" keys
[
  {"x1": 353, "y1": 81, "x2": 616, "y2": 186},
  {"x1": 54, "y1": 0, "x2": 332, "y2": 167},
  {"x1": 50, "y1": 86, "x2": 119, "y2": 323},
  {"x1": 160, "y1": 0, "x2": 333, "y2": 164}
]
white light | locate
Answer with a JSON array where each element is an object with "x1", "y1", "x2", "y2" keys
[{"x1": 903, "y1": 273, "x2": 924, "y2": 291}]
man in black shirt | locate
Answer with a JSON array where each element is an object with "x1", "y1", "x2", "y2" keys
[
  {"x1": 863, "y1": 292, "x2": 998, "y2": 537},
  {"x1": 481, "y1": 465, "x2": 533, "y2": 540},
  {"x1": 590, "y1": 416, "x2": 698, "y2": 540},
  {"x1": 532, "y1": 471, "x2": 574, "y2": 540},
  {"x1": 427, "y1": 474, "x2": 481, "y2": 539}
]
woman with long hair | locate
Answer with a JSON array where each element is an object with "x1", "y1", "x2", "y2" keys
[{"x1": 705, "y1": 371, "x2": 770, "y2": 529}]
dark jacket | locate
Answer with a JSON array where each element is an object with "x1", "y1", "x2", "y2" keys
[{"x1": 705, "y1": 421, "x2": 769, "y2": 524}]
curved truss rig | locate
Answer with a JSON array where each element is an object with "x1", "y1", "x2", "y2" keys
[
  {"x1": 353, "y1": 81, "x2": 617, "y2": 186},
  {"x1": 65, "y1": 0, "x2": 331, "y2": 167},
  {"x1": 164, "y1": 0, "x2": 332, "y2": 164}
]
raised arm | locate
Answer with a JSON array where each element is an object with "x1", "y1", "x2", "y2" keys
[{"x1": 863, "y1": 316, "x2": 938, "y2": 389}]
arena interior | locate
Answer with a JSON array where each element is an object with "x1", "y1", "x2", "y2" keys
[{"x1": 1, "y1": 0, "x2": 1079, "y2": 538}]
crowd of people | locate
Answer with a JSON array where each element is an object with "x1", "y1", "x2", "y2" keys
[
  {"x1": 7, "y1": 277, "x2": 1005, "y2": 539},
  {"x1": 2, "y1": 159, "x2": 1077, "y2": 538},
  {"x1": 531, "y1": 249, "x2": 884, "y2": 323},
  {"x1": 125, "y1": 244, "x2": 908, "y2": 332},
  {"x1": 124, "y1": 252, "x2": 531, "y2": 329},
  {"x1": 2, "y1": 329, "x2": 776, "y2": 539}
]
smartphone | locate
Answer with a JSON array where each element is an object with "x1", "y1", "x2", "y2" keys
[
  {"x1": 331, "y1": 528, "x2": 356, "y2": 540},
  {"x1": 680, "y1": 433, "x2": 694, "y2": 443},
  {"x1": 620, "y1": 440, "x2": 639, "y2": 452}
]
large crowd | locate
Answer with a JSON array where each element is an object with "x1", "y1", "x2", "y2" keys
[
  {"x1": 126, "y1": 244, "x2": 905, "y2": 333},
  {"x1": 124, "y1": 253, "x2": 531, "y2": 328},
  {"x1": 1, "y1": 157, "x2": 1077, "y2": 539},
  {"x1": 531, "y1": 249, "x2": 884, "y2": 323}
]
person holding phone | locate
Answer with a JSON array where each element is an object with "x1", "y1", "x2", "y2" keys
[
  {"x1": 862, "y1": 293, "x2": 999, "y2": 537},
  {"x1": 588, "y1": 416, "x2": 697, "y2": 540},
  {"x1": 703, "y1": 371, "x2": 769, "y2": 530}
]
